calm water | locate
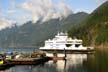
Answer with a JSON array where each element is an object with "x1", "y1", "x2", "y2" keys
[
  {"x1": 0, "y1": 48, "x2": 108, "y2": 72},
  {"x1": 0, "y1": 48, "x2": 37, "y2": 53}
]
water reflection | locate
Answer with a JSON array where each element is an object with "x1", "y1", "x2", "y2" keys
[
  {"x1": 1, "y1": 49, "x2": 108, "y2": 72},
  {"x1": 83, "y1": 50, "x2": 108, "y2": 72},
  {"x1": 0, "y1": 54, "x2": 88, "y2": 72},
  {"x1": 3, "y1": 65, "x2": 33, "y2": 72},
  {"x1": 35, "y1": 54, "x2": 87, "y2": 72}
]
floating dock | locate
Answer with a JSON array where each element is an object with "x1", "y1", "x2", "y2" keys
[{"x1": 8, "y1": 57, "x2": 50, "y2": 65}]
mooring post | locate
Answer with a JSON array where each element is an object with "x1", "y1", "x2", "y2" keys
[
  {"x1": 64, "y1": 48, "x2": 66, "y2": 58},
  {"x1": 53, "y1": 51, "x2": 57, "y2": 57}
]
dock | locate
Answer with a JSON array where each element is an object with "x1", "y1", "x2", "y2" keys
[
  {"x1": 8, "y1": 57, "x2": 50, "y2": 65},
  {"x1": 0, "y1": 51, "x2": 52, "y2": 70},
  {"x1": 0, "y1": 51, "x2": 67, "y2": 70}
]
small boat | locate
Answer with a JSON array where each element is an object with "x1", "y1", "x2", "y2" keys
[{"x1": 0, "y1": 55, "x2": 14, "y2": 70}]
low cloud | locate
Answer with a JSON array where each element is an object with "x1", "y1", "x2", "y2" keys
[
  {"x1": 21, "y1": 0, "x2": 72, "y2": 23},
  {"x1": 58, "y1": 2, "x2": 72, "y2": 17},
  {"x1": 0, "y1": 18, "x2": 15, "y2": 30}
]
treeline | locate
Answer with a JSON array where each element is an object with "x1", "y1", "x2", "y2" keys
[{"x1": 68, "y1": 1, "x2": 108, "y2": 47}]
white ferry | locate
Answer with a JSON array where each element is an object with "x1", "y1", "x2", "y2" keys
[{"x1": 39, "y1": 32, "x2": 94, "y2": 53}]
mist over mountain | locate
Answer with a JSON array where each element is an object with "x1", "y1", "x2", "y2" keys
[
  {"x1": 0, "y1": 18, "x2": 15, "y2": 30},
  {"x1": 68, "y1": 1, "x2": 108, "y2": 48},
  {"x1": 0, "y1": 12, "x2": 88, "y2": 48}
]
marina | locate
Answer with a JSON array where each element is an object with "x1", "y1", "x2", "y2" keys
[
  {"x1": 0, "y1": 53, "x2": 90, "y2": 72},
  {"x1": 0, "y1": 51, "x2": 51, "y2": 70},
  {"x1": 0, "y1": 32, "x2": 95, "y2": 70},
  {"x1": 0, "y1": 48, "x2": 108, "y2": 72},
  {"x1": 0, "y1": 32, "x2": 95, "y2": 71}
]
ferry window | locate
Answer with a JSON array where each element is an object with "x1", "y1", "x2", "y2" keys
[
  {"x1": 67, "y1": 41, "x2": 73, "y2": 43},
  {"x1": 75, "y1": 44, "x2": 80, "y2": 47},
  {"x1": 66, "y1": 44, "x2": 71, "y2": 47}
]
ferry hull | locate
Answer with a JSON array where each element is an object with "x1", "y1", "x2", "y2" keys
[{"x1": 40, "y1": 49, "x2": 94, "y2": 54}]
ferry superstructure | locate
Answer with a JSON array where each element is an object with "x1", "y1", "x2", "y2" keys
[{"x1": 39, "y1": 32, "x2": 94, "y2": 53}]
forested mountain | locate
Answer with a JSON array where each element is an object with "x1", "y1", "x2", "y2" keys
[
  {"x1": 68, "y1": 1, "x2": 108, "y2": 48},
  {"x1": 0, "y1": 12, "x2": 88, "y2": 48}
]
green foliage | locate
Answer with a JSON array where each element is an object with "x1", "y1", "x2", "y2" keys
[{"x1": 68, "y1": 1, "x2": 108, "y2": 46}]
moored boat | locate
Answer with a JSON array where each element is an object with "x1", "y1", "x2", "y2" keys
[
  {"x1": 39, "y1": 32, "x2": 94, "y2": 53},
  {"x1": 0, "y1": 55, "x2": 14, "y2": 70}
]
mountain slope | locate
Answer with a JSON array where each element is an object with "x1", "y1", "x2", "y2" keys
[
  {"x1": 0, "y1": 12, "x2": 88, "y2": 48},
  {"x1": 68, "y1": 1, "x2": 108, "y2": 48}
]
